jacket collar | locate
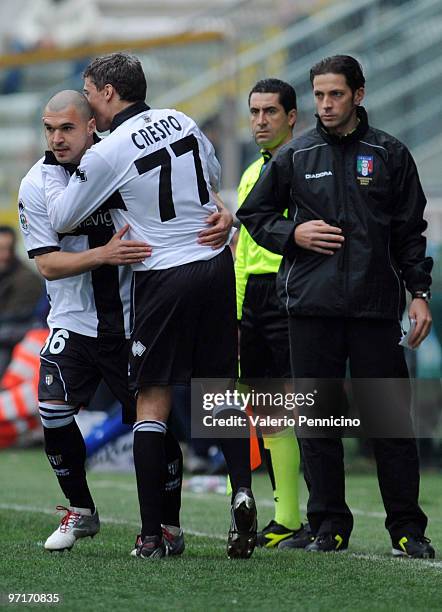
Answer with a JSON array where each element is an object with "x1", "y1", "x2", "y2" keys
[
  {"x1": 261, "y1": 149, "x2": 272, "y2": 163},
  {"x1": 110, "y1": 101, "x2": 150, "y2": 132},
  {"x1": 316, "y1": 105, "x2": 369, "y2": 145}
]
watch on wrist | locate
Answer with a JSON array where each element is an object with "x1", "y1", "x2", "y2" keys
[{"x1": 412, "y1": 290, "x2": 431, "y2": 302}]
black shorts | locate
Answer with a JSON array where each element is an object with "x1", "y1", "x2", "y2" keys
[
  {"x1": 39, "y1": 329, "x2": 136, "y2": 424},
  {"x1": 129, "y1": 247, "x2": 238, "y2": 389},
  {"x1": 240, "y1": 273, "x2": 291, "y2": 381}
]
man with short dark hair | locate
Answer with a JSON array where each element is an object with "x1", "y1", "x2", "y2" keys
[
  {"x1": 42, "y1": 52, "x2": 257, "y2": 560},
  {"x1": 20, "y1": 87, "x2": 233, "y2": 554},
  {"x1": 238, "y1": 55, "x2": 435, "y2": 558},
  {"x1": 236, "y1": 78, "x2": 311, "y2": 549},
  {"x1": 19, "y1": 90, "x2": 152, "y2": 552}
]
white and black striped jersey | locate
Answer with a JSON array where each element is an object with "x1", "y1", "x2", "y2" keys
[
  {"x1": 42, "y1": 103, "x2": 225, "y2": 270},
  {"x1": 18, "y1": 157, "x2": 132, "y2": 338}
]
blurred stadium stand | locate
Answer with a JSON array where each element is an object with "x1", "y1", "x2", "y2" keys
[
  {"x1": 0, "y1": 0, "x2": 440, "y2": 459},
  {"x1": 0, "y1": 0, "x2": 441, "y2": 328}
]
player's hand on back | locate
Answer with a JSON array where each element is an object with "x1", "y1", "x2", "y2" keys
[
  {"x1": 198, "y1": 192, "x2": 233, "y2": 249},
  {"x1": 100, "y1": 224, "x2": 152, "y2": 265}
]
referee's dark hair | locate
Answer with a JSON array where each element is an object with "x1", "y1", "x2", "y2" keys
[
  {"x1": 310, "y1": 55, "x2": 365, "y2": 93},
  {"x1": 84, "y1": 52, "x2": 147, "y2": 102},
  {"x1": 248, "y1": 78, "x2": 297, "y2": 114}
]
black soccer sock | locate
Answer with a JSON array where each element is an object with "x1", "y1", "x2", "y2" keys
[
  {"x1": 162, "y1": 429, "x2": 183, "y2": 528},
  {"x1": 42, "y1": 418, "x2": 95, "y2": 512},
  {"x1": 133, "y1": 420, "x2": 167, "y2": 539},
  {"x1": 219, "y1": 437, "x2": 252, "y2": 498}
]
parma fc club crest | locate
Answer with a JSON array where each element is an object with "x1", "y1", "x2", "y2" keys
[
  {"x1": 48, "y1": 454, "x2": 62, "y2": 467},
  {"x1": 356, "y1": 155, "x2": 373, "y2": 186}
]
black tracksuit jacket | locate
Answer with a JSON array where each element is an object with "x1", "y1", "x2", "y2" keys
[{"x1": 237, "y1": 107, "x2": 433, "y2": 320}]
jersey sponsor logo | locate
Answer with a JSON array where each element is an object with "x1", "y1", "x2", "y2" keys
[
  {"x1": 18, "y1": 200, "x2": 30, "y2": 234},
  {"x1": 305, "y1": 171, "x2": 333, "y2": 180},
  {"x1": 75, "y1": 168, "x2": 87, "y2": 182},
  {"x1": 132, "y1": 340, "x2": 146, "y2": 357},
  {"x1": 77, "y1": 209, "x2": 114, "y2": 230},
  {"x1": 356, "y1": 155, "x2": 373, "y2": 186}
]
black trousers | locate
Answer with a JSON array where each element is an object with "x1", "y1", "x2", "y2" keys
[
  {"x1": 289, "y1": 316, "x2": 428, "y2": 542},
  {"x1": 240, "y1": 274, "x2": 291, "y2": 380}
]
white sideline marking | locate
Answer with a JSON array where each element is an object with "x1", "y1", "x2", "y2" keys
[
  {"x1": 351, "y1": 553, "x2": 442, "y2": 570},
  {"x1": 91, "y1": 481, "x2": 442, "y2": 523},
  {"x1": 1, "y1": 503, "x2": 441, "y2": 568},
  {"x1": 1, "y1": 502, "x2": 441, "y2": 569},
  {"x1": 0, "y1": 503, "x2": 224, "y2": 540}
]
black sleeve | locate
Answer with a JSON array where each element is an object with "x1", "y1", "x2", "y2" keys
[
  {"x1": 390, "y1": 145, "x2": 432, "y2": 293},
  {"x1": 28, "y1": 246, "x2": 60, "y2": 259},
  {"x1": 236, "y1": 147, "x2": 297, "y2": 257}
]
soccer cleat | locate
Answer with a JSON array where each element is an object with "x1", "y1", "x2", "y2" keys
[
  {"x1": 44, "y1": 506, "x2": 100, "y2": 552},
  {"x1": 277, "y1": 523, "x2": 315, "y2": 550},
  {"x1": 130, "y1": 525, "x2": 184, "y2": 557},
  {"x1": 134, "y1": 534, "x2": 166, "y2": 559},
  {"x1": 305, "y1": 532, "x2": 348, "y2": 552},
  {"x1": 162, "y1": 525, "x2": 185, "y2": 556},
  {"x1": 227, "y1": 487, "x2": 257, "y2": 559},
  {"x1": 256, "y1": 520, "x2": 294, "y2": 548},
  {"x1": 392, "y1": 535, "x2": 435, "y2": 559}
]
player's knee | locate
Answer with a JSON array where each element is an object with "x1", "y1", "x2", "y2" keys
[{"x1": 136, "y1": 386, "x2": 171, "y2": 422}]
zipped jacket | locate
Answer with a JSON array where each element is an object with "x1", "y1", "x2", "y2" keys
[
  {"x1": 235, "y1": 154, "x2": 283, "y2": 320},
  {"x1": 237, "y1": 107, "x2": 432, "y2": 320}
]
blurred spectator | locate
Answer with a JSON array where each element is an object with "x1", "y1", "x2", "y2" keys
[
  {"x1": 0, "y1": 225, "x2": 43, "y2": 376},
  {"x1": 2, "y1": 0, "x2": 101, "y2": 94}
]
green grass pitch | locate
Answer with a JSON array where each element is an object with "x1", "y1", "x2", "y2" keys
[{"x1": 0, "y1": 448, "x2": 441, "y2": 611}]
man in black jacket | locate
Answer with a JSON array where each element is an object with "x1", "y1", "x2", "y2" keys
[{"x1": 237, "y1": 55, "x2": 435, "y2": 558}]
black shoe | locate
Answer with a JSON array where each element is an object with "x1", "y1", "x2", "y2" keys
[
  {"x1": 305, "y1": 532, "x2": 348, "y2": 552},
  {"x1": 277, "y1": 523, "x2": 315, "y2": 550},
  {"x1": 135, "y1": 534, "x2": 166, "y2": 559},
  {"x1": 227, "y1": 487, "x2": 257, "y2": 559},
  {"x1": 162, "y1": 525, "x2": 185, "y2": 556},
  {"x1": 392, "y1": 535, "x2": 435, "y2": 559},
  {"x1": 257, "y1": 520, "x2": 296, "y2": 548}
]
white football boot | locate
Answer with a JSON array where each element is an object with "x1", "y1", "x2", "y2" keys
[{"x1": 44, "y1": 505, "x2": 100, "y2": 551}]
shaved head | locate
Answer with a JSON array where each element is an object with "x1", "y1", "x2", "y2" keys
[
  {"x1": 45, "y1": 90, "x2": 93, "y2": 120},
  {"x1": 43, "y1": 90, "x2": 96, "y2": 164}
]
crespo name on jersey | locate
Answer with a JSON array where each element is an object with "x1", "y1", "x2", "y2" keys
[{"x1": 131, "y1": 115, "x2": 183, "y2": 150}]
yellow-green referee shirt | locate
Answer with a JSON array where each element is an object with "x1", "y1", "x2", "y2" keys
[{"x1": 235, "y1": 153, "x2": 285, "y2": 320}]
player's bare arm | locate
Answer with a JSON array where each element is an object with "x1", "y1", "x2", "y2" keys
[
  {"x1": 35, "y1": 224, "x2": 151, "y2": 281},
  {"x1": 294, "y1": 219, "x2": 344, "y2": 255},
  {"x1": 198, "y1": 191, "x2": 233, "y2": 249}
]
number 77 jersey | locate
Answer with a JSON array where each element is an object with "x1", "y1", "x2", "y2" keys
[{"x1": 42, "y1": 103, "x2": 224, "y2": 270}]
